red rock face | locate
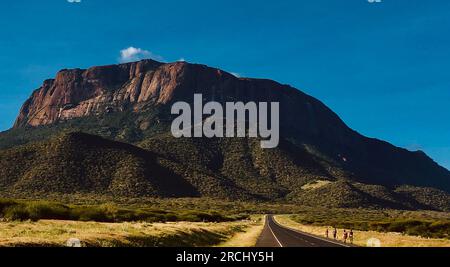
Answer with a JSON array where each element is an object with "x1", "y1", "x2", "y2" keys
[
  {"x1": 14, "y1": 60, "x2": 191, "y2": 127},
  {"x1": 16, "y1": 59, "x2": 274, "y2": 127},
  {"x1": 14, "y1": 59, "x2": 347, "y2": 144},
  {"x1": 14, "y1": 59, "x2": 291, "y2": 126}
]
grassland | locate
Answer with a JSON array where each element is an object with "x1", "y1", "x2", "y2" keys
[
  {"x1": 0, "y1": 218, "x2": 262, "y2": 247},
  {"x1": 1, "y1": 197, "x2": 449, "y2": 247},
  {"x1": 275, "y1": 215, "x2": 450, "y2": 247},
  {"x1": 0, "y1": 198, "x2": 265, "y2": 247}
]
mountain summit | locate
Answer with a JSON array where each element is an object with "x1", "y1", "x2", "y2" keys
[{"x1": 2, "y1": 59, "x2": 449, "y2": 210}]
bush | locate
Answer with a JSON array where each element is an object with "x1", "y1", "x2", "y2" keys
[
  {"x1": 25, "y1": 202, "x2": 71, "y2": 221},
  {"x1": 72, "y1": 207, "x2": 113, "y2": 222},
  {"x1": 0, "y1": 199, "x2": 244, "y2": 224},
  {"x1": 0, "y1": 199, "x2": 17, "y2": 214},
  {"x1": 3, "y1": 205, "x2": 30, "y2": 221}
]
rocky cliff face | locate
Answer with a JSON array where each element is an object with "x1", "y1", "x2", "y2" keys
[
  {"x1": 15, "y1": 60, "x2": 350, "y2": 148},
  {"x1": 16, "y1": 59, "x2": 286, "y2": 127},
  {"x1": 15, "y1": 60, "x2": 185, "y2": 127}
]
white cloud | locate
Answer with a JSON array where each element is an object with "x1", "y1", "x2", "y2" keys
[
  {"x1": 231, "y1": 72, "x2": 241, "y2": 78},
  {"x1": 67, "y1": 0, "x2": 82, "y2": 3},
  {"x1": 119, "y1": 47, "x2": 164, "y2": 63},
  {"x1": 177, "y1": 58, "x2": 186, "y2": 62}
]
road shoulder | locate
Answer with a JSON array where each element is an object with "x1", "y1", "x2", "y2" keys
[
  {"x1": 274, "y1": 215, "x2": 450, "y2": 247},
  {"x1": 218, "y1": 215, "x2": 265, "y2": 247},
  {"x1": 273, "y1": 215, "x2": 355, "y2": 247}
]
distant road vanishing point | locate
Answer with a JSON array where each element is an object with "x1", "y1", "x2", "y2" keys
[{"x1": 256, "y1": 216, "x2": 351, "y2": 247}]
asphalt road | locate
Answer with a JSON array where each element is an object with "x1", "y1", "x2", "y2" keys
[{"x1": 256, "y1": 215, "x2": 350, "y2": 247}]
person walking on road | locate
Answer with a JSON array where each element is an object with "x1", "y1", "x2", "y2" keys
[
  {"x1": 349, "y1": 229, "x2": 354, "y2": 244},
  {"x1": 325, "y1": 228, "x2": 329, "y2": 238},
  {"x1": 332, "y1": 227, "x2": 337, "y2": 240},
  {"x1": 343, "y1": 230, "x2": 348, "y2": 244}
]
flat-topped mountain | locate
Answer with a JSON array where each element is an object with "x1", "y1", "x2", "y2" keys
[{"x1": 2, "y1": 59, "x2": 449, "y2": 210}]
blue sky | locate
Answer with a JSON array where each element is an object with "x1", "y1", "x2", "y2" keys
[{"x1": 0, "y1": 0, "x2": 449, "y2": 169}]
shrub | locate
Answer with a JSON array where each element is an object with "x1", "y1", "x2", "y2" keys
[
  {"x1": 3, "y1": 205, "x2": 30, "y2": 221},
  {"x1": 25, "y1": 202, "x2": 71, "y2": 221},
  {"x1": 71, "y1": 206, "x2": 113, "y2": 222},
  {"x1": 0, "y1": 198, "x2": 244, "y2": 224},
  {"x1": 0, "y1": 199, "x2": 17, "y2": 214}
]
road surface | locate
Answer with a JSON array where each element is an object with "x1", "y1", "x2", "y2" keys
[{"x1": 256, "y1": 215, "x2": 350, "y2": 247}]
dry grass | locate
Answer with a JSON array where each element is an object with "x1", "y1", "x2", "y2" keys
[
  {"x1": 218, "y1": 215, "x2": 264, "y2": 247},
  {"x1": 301, "y1": 180, "x2": 332, "y2": 190},
  {"x1": 0, "y1": 219, "x2": 254, "y2": 247},
  {"x1": 275, "y1": 215, "x2": 450, "y2": 247}
]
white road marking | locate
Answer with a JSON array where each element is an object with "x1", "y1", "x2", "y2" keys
[{"x1": 267, "y1": 216, "x2": 284, "y2": 247}]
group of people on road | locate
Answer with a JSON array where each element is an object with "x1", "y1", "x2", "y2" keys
[{"x1": 325, "y1": 227, "x2": 354, "y2": 244}]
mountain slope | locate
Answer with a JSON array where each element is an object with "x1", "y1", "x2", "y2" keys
[
  {"x1": 0, "y1": 132, "x2": 448, "y2": 210},
  {"x1": 0, "y1": 132, "x2": 268, "y2": 199},
  {"x1": 0, "y1": 132, "x2": 201, "y2": 197}
]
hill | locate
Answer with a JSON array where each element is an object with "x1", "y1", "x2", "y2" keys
[{"x1": 0, "y1": 132, "x2": 448, "y2": 211}]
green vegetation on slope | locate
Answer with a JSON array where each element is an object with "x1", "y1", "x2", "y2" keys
[
  {"x1": 0, "y1": 132, "x2": 199, "y2": 198},
  {"x1": 290, "y1": 180, "x2": 450, "y2": 211},
  {"x1": 0, "y1": 107, "x2": 169, "y2": 150}
]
